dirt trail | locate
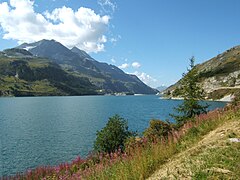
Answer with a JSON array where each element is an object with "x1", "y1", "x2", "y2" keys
[
  {"x1": 148, "y1": 120, "x2": 240, "y2": 179},
  {"x1": 214, "y1": 86, "x2": 240, "y2": 90}
]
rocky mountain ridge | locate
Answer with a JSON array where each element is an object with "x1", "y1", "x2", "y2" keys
[
  {"x1": 163, "y1": 45, "x2": 240, "y2": 100},
  {"x1": 0, "y1": 40, "x2": 157, "y2": 96}
]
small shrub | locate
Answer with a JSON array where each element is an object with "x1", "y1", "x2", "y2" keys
[
  {"x1": 144, "y1": 119, "x2": 172, "y2": 141},
  {"x1": 188, "y1": 126, "x2": 200, "y2": 137},
  {"x1": 94, "y1": 115, "x2": 134, "y2": 153}
]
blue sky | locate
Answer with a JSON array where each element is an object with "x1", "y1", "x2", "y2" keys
[{"x1": 0, "y1": 0, "x2": 240, "y2": 87}]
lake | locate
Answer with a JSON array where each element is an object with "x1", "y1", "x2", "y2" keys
[{"x1": 0, "y1": 95, "x2": 227, "y2": 176}]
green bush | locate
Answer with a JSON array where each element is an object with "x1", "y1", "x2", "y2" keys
[
  {"x1": 143, "y1": 119, "x2": 172, "y2": 141},
  {"x1": 94, "y1": 115, "x2": 133, "y2": 153}
]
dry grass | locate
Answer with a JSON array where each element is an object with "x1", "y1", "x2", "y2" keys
[{"x1": 148, "y1": 119, "x2": 240, "y2": 179}]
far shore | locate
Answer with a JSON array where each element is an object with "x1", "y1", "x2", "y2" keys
[{"x1": 159, "y1": 95, "x2": 233, "y2": 102}]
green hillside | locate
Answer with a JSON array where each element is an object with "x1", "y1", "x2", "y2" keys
[{"x1": 0, "y1": 50, "x2": 97, "y2": 96}]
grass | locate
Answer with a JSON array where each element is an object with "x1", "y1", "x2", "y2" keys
[
  {"x1": 0, "y1": 76, "x2": 63, "y2": 96},
  {"x1": 177, "y1": 121, "x2": 240, "y2": 179},
  {"x1": 193, "y1": 143, "x2": 240, "y2": 179},
  {"x1": 86, "y1": 141, "x2": 177, "y2": 180},
  {"x1": 6, "y1": 103, "x2": 240, "y2": 180},
  {"x1": 198, "y1": 46, "x2": 240, "y2": 78},
  {"x1": 28, "y1": 58, "x2": 50, "y2": 68},
  {"x1": 150, "y1": 107, "x2": 240, "y2": 179},
  {"x1": 208, "y1": 89, "x2": 240, "y2": 100},
  {"x1": 191, "y1": 120, "x2": 240, "y2": 179}
]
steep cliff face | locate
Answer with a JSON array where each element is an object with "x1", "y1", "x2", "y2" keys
[{"x1": 164, "y1": 46, "x2": 240, "y2": 100}]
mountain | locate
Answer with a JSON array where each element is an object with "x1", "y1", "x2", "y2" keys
[
  {"x1": 156, "y1": 85, "x2": 167, "y2": 92},
  {"x1": 71, "y1": 46, "x2": 93, "y2": 61},
  {"x1": 0, "y1": 48, "x2": 97, "y2": 96},
  {"x1": 17, "y1": 39, "x2": 95, "y2": 71},
  {"x1": 0, "y1": 40, "x2": 157, "y2": 96},
  {"x1": 163, "y1": 45, "x2": 240, "y2": 100}
]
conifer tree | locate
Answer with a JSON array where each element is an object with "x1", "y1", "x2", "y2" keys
[{"x1": 171, "y1": 56, "x2": 208, "y2": 126}]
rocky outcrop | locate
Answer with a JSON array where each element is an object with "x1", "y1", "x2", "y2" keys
[
  {"x1": 202, "y1": 70, "x2": 240, "y2": 93},
  {"x1": 163, "y1": 45, "x2": 240, "y2": 100}
]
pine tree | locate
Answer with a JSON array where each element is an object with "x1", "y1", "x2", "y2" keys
[{"x1": 171, "y1": 56, "x2": 208, "y2": 126}]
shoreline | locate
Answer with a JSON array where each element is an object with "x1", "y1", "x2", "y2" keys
[{"x1": 159, "y1": 95, "x2": 233, "y2": 102}]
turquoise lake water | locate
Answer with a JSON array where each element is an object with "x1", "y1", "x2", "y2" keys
[{"x1": 0, "y1": 95, "x2": 227, "y2": 176}]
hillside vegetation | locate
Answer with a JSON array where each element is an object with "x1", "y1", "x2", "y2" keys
[
  {"x1": 0, "y1": 50, "x2": 97, "y2": 96},
  {"x1": 149, "y1": 117, "x2": 240, "y2": 179},
  {"x1": 164, "y1": 45, "x2": 240, "y2": 100}
]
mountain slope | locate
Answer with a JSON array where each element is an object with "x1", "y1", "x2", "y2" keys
[
  {"x1": 16, "y1": 40, "x2": 157, "y2": 95},
  {"x1": 164, "y1": 45, "x2": 240, "y2": 100},
  {"x1": 17, "y1": 39, "x2": 97, "y2": 72},
  {"x1": 156, "y1": 85, "x2": 167, "y2": 92},
  {"x1": 0, "y1": 49, "x2": 97, "y2": 96},
  {"x1": 71, "y1": 46, "x2": 93, "y2": 61}
]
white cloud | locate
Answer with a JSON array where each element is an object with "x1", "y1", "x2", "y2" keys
[
  {"x1": 110, "y1": 34, "x2": 121, "y2": 44},
  {"x1": 98, "y1": 0, "x2": 116, "y2": 13},
  {"x1": 118, "y1": 63, "x2": 129, "y2": 69},
  {"x1": 132, "y1": 71, "x2": 157, "y2": 87},
  {"x1": 110, "y1": 38, "x2": 117, "y2": 43},
  {"x1": 132, "y1": 62, "x2": 141, "y2": 68},
  {"x1": 0, "y1": 0, "x2": 110, "y2": 53}
]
